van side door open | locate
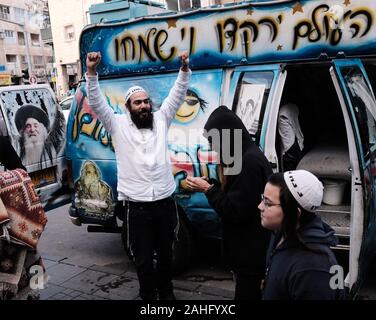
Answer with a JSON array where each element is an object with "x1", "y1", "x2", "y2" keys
[
  {"x1": 330, "y1": 59, "x2": 376, "y2": 291},
  {"x1": 228, "y1": 64, "x2": 286, "y2": 171}
]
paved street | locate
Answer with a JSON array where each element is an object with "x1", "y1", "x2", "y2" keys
[
  {"x1": 37, "y1": 204, "x2": 235, "y2": 300},
  {"x1": 36, "y1": 204, "x2": 376, "y2": 300}
]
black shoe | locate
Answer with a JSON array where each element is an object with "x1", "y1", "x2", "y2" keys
[{"x1": 158, "y1": 291, "x2": 176, "y2": 300}]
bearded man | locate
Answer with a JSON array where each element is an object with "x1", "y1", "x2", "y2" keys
[
  {"x1": 74, "y1": 160, "x2": 113, "y2": 215},
  {"x1": 86, "y1": 50, "x2": 191, "y2": 300},
  {"x1": 15, "y1": 105, "x2": 64, "y2": 169}
]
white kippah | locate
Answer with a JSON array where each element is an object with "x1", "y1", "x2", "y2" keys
[
  {"x1": 283, "y1": 170, "x2": 324, "y2": 212},
  {"x1": 125, "y1": 86, "x2": 147, "y2": 103}
]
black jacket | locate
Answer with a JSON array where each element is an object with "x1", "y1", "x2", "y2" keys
[
  {"x1": 0, "y1": 136, "x2": 26, "y2": 171},
  {"x1": 204, "y1": 106, "x2": 272, "y2": 273},
  {"x1": 262, "y1": 213, "x2": 346, "y2": 300}
]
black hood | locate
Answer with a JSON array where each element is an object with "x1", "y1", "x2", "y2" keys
[
  {"x1": 204, "y1": 106, "x2": 254, "y2": 165},
  {"x1": 298, "y1": 213, "x2": 338, "y2": 247}
]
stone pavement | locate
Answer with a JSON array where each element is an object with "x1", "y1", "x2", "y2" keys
[{"x1": 38, "y1": 255, "x2": 235, "y2": 300}]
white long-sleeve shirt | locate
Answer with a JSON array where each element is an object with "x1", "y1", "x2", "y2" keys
[{"x1": 86, "y1": 69, "x2": 191, "y2": 202}]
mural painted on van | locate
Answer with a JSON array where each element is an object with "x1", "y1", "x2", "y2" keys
[
  {"x1": 74, "y1": 160, "x2": 113, "y2": 219},
  {"x1": 80, "y1": 0, "x2": 376, "y2": 77},
  {"x1": 67, "y1": 71, "x2": 222, "y2": 220},
  {"x1": 0, "y1": 88, "x2": 65, "y2": 171}
]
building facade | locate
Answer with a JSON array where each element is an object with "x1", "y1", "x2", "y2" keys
[
  {"x1": 48, "y1": 0, "x2": 104, "y2": 98},
  {"x1": 166, "y1": 0, "x2": 244, "y2": 10},
  {"x1": 0, "y1": 0, "x2": 54, "y2": 86}
]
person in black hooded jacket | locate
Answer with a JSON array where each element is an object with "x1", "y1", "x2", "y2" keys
[
  {"x1": 186, "y1": 105, "x2": 272, "y2": 300},
  {"x1": 258, "y1": 170, "x2": 346, "y2": 300},
  {"x1": 0, "y1": 136, "x2": 26, "y2": 171}
]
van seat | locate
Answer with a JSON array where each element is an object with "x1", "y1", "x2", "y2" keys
[{"x1": 297, "y1": 143, "x2": 351, "y2": 181}]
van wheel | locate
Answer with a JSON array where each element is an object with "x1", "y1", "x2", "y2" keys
[{"x1": 172, "y1": 217, "x2": 194, "y2": 275}]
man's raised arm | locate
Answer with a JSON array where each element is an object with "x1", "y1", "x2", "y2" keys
[
  {"x1": 159, "y1": 51, "x2": 192, "y2": 126},
  {"x1": 85, "y1": 52, "x2": 116, "y2": 134}
]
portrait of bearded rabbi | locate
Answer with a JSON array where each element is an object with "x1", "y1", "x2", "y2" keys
[{"x1": 15, "y1": 104, "x2": 65, "y2": 169}]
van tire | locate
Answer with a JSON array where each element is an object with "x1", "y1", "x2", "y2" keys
[{"x1": 121, "y1": 214, "x2": 194, "y2": 275}]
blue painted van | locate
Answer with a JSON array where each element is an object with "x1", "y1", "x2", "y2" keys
[{"x1": 66, "y1": 0, "x2": 376, "y2": 295}]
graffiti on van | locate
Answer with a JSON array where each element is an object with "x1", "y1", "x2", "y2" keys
[
  {"x1": 1, "y1": 89, "x2": 65, "y2": 170},
  {"x1": 74, "y1": 160, "x2": 114, "y2": 219},
  {"x1": 174, "y1": 89, "x2": 208, "y2": 125},
  {"x1": 67, "y1": 71, "x2": 221, "y2": 218},
  {"x1": 170, "y1": 144, "x2": 219, "y2": 194},
  {"x1": 72, "y1": 87, "x2": 115, "y2": 150},
  {"x1": 80, "y1": 0, "x2": 376, "y2": 77}
]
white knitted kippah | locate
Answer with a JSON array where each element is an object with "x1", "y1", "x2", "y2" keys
[
  {"x1": 283, "y1": 170, "x2": 324, "y2": 212},
  {"x1": 125, "y1": 86, "x2": 147, "y2": 103}
]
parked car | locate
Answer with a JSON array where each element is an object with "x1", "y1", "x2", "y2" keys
[
  {"x1": 59, "y1": 96, "x2": 74, "y2": 122},
  {"x1": 0, "y1": 84, "x2": 70, "y2": 211}
]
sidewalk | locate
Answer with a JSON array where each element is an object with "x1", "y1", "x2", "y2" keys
[{"x1": 38, "y1": 255, "x2": 234, "y2": 300}]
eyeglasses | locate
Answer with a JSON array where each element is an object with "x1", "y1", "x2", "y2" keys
[
  {"x1": 132, "y1": 98, "x2": 150, "y2": 106},
  {"x1": 261, "y1": 194, "x2": 281, "y2": 209}
]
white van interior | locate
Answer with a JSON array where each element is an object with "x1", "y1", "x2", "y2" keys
[{"x1": 276, "y1": 63, "x2": 354, "y2": 274}]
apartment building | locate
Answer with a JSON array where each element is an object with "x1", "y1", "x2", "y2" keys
[
  {"x1": 47, "y1": 0, "x2": 105, "y2": 98},
  {"x1": 0, "y1": 0, "x2": 54, "y2": 85},
  {"x1": 166, "y1": 0, "x2": 244, "y2": 10}
]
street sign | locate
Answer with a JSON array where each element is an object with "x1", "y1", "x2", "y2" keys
[{"x1": 29, "y1": 75, "x2": 37, "y2": 84}]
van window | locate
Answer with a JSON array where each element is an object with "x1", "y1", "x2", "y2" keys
[
  {"x1": 233, "y1": 71, "x2": 273, "y2": 144},
  {"x1": 341, "y1": 66, "x2": 376, "y2": 160}
]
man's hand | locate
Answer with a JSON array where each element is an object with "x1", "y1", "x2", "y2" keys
[
  {"x1": 86, "y1": 52, "x2": 101, "y2": 76},
  {"x1": 186, "y1": 176, "x2": 212, "y2": 193},
  {"x1": 179, "y1": 51, "x2": 190, "y2": 72}
]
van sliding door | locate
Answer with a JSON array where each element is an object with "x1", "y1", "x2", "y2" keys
[
  {"x1": 330, "y1": 59, "x2": 376, "y2": 292},
  {"x1": 229, "y1": 64, "x2": 286, "y2": 171}
]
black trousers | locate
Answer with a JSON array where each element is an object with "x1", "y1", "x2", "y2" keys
[
  {"x1": 126, "y1": 196, "x2": 177, "y2": 300},
  {"x1": 282, "y1": 138, "x2": 302, "y2": 172}
]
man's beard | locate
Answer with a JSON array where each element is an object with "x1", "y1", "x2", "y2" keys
[
  {"x1": 23, "y1": 126, "x2": 48, "y2": 165},
  {"x1": 83, "y1": 174, "x2": 97, "y2": 188},
  {"x1": 129, "y1": 107, "x2": 153, "y2": 129}
]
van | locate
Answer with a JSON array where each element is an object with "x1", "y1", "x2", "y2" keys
[
  {"x1": 0, "y1": 84, "x2": 69, "y2": 211},
  {"x1": 66, "y1": 0, "x2": 376, "y2": 296}
]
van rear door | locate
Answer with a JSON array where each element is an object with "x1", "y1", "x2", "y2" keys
[
  {"x1": 228, "y1": 64, "x2": 286, "y2": 171},
  {"x1": 330, "y1": 59, "x2": 376, "y2": 291},
  {"x1": 0, "y1": 85, "x2": 70, "y2": 211}
]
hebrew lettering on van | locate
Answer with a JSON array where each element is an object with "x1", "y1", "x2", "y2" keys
[
  {"x1": 82, "y1": 0, "x2": 376, "y2": 76},
  {"x1": 1, "y1": 89, "x2": 65, "y2": 170},
  {"x1": 292, "y1": 4, "x2": 373, "y2": 50},
  {"x1": 114, "y1": 26, "x2": 196, "y2": 63},
  {"x1": 74, "y1": 160, "x2": 114, "y2": 218},
  {"x1": 216, "y1": 15, "x2": 280, "y2": 58}
]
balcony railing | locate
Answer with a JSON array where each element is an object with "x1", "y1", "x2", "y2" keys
[{"x1": 0, "y1": 12, "x2": 10, "y2": 20}]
